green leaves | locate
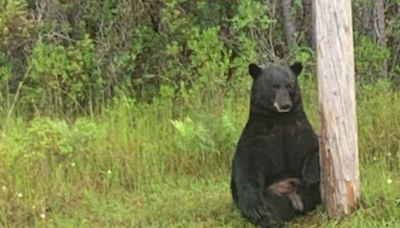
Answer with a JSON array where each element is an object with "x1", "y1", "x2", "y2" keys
[
  {"x1": 232, "y1": 0, "x2": 270, "y2": 31},
  {"x1": 9, "y1": 117, "x2": 102, "y2": 166},
  {"x1": 170, "y1": 110, "x2": 241, "y2": 156},
  {"x1": 25, "y1": 34, "x2": 100, "y2": 115},
  {"x1": 355, "y1": 35, "x2": 390, "y2": 83},
  {"x1": 171, "y1": 117, "x2": 217, "y2": 153}
]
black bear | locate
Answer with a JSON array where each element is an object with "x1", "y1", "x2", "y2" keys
[{"x1": 231, "y1": 62, "x2": 321, "y2": 227}]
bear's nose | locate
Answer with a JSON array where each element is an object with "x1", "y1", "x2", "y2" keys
[{"x1": 280, "y1": 104, "x2": 292, "y2": 111}]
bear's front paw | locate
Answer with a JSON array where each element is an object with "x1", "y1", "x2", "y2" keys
[
  {"x1": 238, "y1": 197, "x2": 267, "y2": 222},
  {"x1": 301, "y1": 153, "x2": 320, "y2": 186}
]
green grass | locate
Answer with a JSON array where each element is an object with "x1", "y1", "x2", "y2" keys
[{"x1": 0, "y1": 79, "x2": 400, "y2": 227}]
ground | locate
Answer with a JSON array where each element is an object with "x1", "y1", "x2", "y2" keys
[{"x1": 4, "y1": 162, "x2": 396, "y2": 228}]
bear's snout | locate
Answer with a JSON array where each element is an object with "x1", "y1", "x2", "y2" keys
[
  {"x1": 273, "y1": 102, "x2": 292, "y2": 113},
  {"x1": 273, "y1": 89, "x2": 293, "y2": 113},
  {"x1": 279, "y1": 103, "x2": 292, "y2": 112}
]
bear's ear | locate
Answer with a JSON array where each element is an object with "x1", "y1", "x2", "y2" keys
[
  {"x1": 290, "y1": 62, "x2": 303, "y2": 77},
  {"x1": 248, "y1": 63, "x2": 262, "y2": 79}
]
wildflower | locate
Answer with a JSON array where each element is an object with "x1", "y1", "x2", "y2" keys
[
  {"x1": 107, "y1": 170, "x2": 112, "y2": 175},
  {"x1": 71, "y1": 162, "x2": 76, "y2": 167},
  {"x1": 40, "y1": 213, "x2": 46, "y2": 219},
  {"x1": 387, "y1": 178, "x2": 393, "y2": 184},
  {"x1": 17, "y1": 193, "x2": 23, "y2": 198},
  {"x1": 2, "y1": 186, "x2": 6, "y2": 191},
  {"x1": 32, "y1": 205, "x2": 36, "y2": 210},
  {"x1": 372, "y1": 156, "x2": 377, "y2": 161},
  {"x1": 388, "y1": 152, "x2": 392, "y2": 157}
]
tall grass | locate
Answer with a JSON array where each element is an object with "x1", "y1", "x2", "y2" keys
[{"x1": 0, "y1": 79, "x2": 399, "y2": 227}]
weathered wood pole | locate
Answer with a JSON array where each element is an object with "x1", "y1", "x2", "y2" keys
[{"x1": 314, "y1": 0, "x2": 361, "y2": 216}]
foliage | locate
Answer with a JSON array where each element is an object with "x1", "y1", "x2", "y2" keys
[
  {"x1": 0, "y1": 0, "x2": 399, "y2": 115},
  {"x1": 25, "y1": 35, "x2": 100, "y2": 115},
  {"x1": 354, "y1": 35, "x2": 391, "y2": 83},
  {"x1": 0, "y1": 0, "x2": 34, "y2": 55}
]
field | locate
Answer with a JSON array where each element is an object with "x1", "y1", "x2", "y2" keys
[{"x1": 1, "y1": 79, "x2": 400, "y2": 227}]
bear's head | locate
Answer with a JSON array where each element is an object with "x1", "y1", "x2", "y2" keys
[{"x1": 248, "y1": 62, "x2": 303, "y2": 115}]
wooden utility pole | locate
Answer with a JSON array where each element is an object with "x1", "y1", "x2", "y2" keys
[{"x1": 315, "y1": 0, "x2": 361, "y2": 216}]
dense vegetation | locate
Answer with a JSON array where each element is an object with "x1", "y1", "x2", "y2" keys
[{"x1": 0, "y1": 0, "x2": 399, "y2": 227}]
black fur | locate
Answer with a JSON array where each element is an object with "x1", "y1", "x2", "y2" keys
[{"x1": 231, "y1": 62, "x2": 321, "y2": 227}]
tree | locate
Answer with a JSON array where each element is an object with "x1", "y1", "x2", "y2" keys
[
  {"x1": 314, "y1": 0, "x2": 361, "y2": 216},
  {"x1": 374, "y1": 0, "x2": 388, "y2": 78},
  {"x1": 281, "y1": 0, "x2": 296, "y2": 50}
]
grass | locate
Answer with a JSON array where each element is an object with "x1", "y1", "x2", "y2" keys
[{"x1": 0, "y1": 79, "x2": 400, "y2": 227}]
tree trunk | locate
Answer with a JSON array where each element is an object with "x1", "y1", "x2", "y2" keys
[
  {"x1": 374, "y1": 0, "x2": 387, "y2": 46},
  {"x1": 390, "y1": 4, "x2": 400, "y2": 76},
  {"x1": 311, "y1": 0, "x2": 316, "y2": 49},
  {"x1": 314, "y1": 0, "x2": 361, "y2": 217},
  {"x1": 303, "y1": 0, "x2": 315, "y2": 49},
  {"x1": 281, "y1": 0, "x2": 296, "y2": 51},
  {"x1": 374, "y1": 0, "x2": 388, "y2": 78},
  {"x1": 362, "y1": 5, "x2": 373, "y2": 35}
]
